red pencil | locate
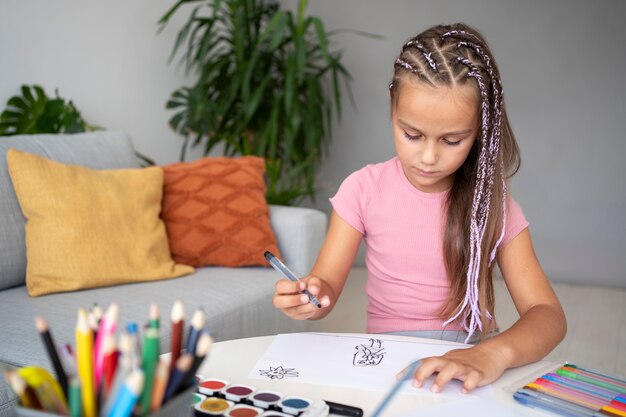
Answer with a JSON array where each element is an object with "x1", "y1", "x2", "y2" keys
[
  {"x1": 169, "y1": 300, "x2": 184, "y2": 374},
  {"x1": 102, "y1": 335, "x2": 119, "y2": 398}
]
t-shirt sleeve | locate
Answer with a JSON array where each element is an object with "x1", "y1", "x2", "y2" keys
[
  {"x1": 500, "y1": 196, "x2": 530, "y2": 248},
  {"x1": 329, "y1": 169, "x2": 369, "y2": 235}
]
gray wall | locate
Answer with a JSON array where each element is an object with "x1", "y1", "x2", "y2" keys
[
  {"x1": 293, "y1": 1, "x2": 626, "y2": 287},
  {"x1": 1, "y1": 1, "x2": 625, "y2": 287},
  {"x1": 0, "y1": 0, "x2": 205, "y2": 165}
]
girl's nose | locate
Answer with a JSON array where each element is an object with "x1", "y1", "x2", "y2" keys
[{"x1": 421, "y1": 140, "x2": 438, "y2": 165}]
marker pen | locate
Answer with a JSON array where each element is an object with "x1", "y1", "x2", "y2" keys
[
  {"x1": 323, "y1": 400, "x2": 363, "y2": 417},
  {"x1": 264, "y1": 251, "x2": 322, "y2": 308}
]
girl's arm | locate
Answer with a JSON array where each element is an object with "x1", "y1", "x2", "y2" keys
[
  {"x1": 272, "y1": 210, "x2": 363, "y2": 321},
  {"x1": 412, "y1": 228, "x2": 567, "y2": 392}
]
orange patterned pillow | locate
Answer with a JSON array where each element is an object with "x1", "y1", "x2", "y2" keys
[{"x1": 161, "y1": 156, "x2": 281, "y2": 267}]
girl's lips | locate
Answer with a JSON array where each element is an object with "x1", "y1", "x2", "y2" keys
[{"x1": 414, "y1": 167, "x2": 438, "y2": 177}]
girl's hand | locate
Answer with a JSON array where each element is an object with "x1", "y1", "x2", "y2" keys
[
  {"x1": 409, "y1": 345, "x2": 510, "y2": 393},
  {"x1": 272, "y1": 276, "x2": 330, "y2": 320}
]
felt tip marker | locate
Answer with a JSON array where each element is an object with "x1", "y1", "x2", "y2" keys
[
  {"x1": 264, "y1": 251, "x2": 322, "y2": 308},
  {"x1": 323, "y1": 400, "x2": 363, "y2": 417}
]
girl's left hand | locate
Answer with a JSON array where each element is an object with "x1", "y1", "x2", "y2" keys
[{"x1": 408, "y1": 345, "x2": 510, "y2": 393}]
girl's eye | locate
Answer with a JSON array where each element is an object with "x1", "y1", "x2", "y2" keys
[
  {"x1": 443, "y1": 138, "x2": 461, "y2": 146},
  {"x1": 403, "y1": 131, "x2": 422, "y2": 141}
]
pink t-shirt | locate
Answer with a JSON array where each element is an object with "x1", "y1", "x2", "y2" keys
[{"x1": 330, "y1": 157, "x2": 529, "y2": 333}]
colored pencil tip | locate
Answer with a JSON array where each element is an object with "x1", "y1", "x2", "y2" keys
[
  {"x1": 76, "y1": 308, "x2": 90, "y2": 331},
  {"x1": 190, "y1": 308, "x2": 205, "y2": 330},
  {"x1": 104, "y1": 302, "x2": 120, "y2": 320},
  {"x1": 35, "y1": 316, "x2": 49, "y2": 333},
  {"x1": 171, "y1": 300, "x2": 185, "y2": 322},
  {"x1": 195, "y1": 332, "x2": 214, "y2": 357},
  {"x1": 125, "y1": 370, "x2": 145, "y2": 396},
  {"x1": 6, "y1": 369, "x2": 27, "y2": 395},
  {"x1": 176, "y1": 354, "x2": 194, "y2": 371},
  {"x1": 150, "y1": 303, "x2": 160, "y2": 320}
]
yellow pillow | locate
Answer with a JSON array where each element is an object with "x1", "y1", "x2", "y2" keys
[{"x1": 7, "y1": 149, "x2": 194, "y2": 297}]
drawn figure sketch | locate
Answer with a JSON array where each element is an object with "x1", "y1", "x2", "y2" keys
[
  {"x1": 353, "y1": 338, "x2": 386, "y2": 366},
  {"x1": 259, "y1": 366, "x2": 299, "y2": 380}
]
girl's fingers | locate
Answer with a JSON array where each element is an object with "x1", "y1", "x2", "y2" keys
[
  {"x1": 275, "y1": 279, "x2": 304, "y2": 295},
  {"x1": 412, "y1": 356, "x2": 444, "y2": 388},
  {"x1": 461, "y1": 370, "x2": 484, "y2": 393},
  {"x1": 431, "y1": 362, "x2": 466, "y2": 393},
  {"x1": 273, "y1": 293, "x2": 309, "y2": 310},
  {"x1": 411, "y1": 356, "x2": 485, "y2": 393}
]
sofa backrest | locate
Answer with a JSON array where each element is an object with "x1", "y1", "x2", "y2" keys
[{"x1": 0, "y1": 131, "x2": 141, "y2": 291}]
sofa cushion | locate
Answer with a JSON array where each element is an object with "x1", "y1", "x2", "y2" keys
[
  {"x1": 0, "y1": 131, "x2": 142, "y2": 291},
  {"x1": 161, "y1": 156, "x2": 281, "y2": 267},
  {"x1": 0, "y1": 266, "x2": 313, "y2": 375},
  {"x1": 7, "y1": 149, "x2": 194, "y2": 296}
]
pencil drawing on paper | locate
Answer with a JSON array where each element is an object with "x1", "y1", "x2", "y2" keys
[
  {"x1": 353, "y1": 338, "x2": 386, "y2": 366},
  {"x1": 258, "y1": 366, "x2": 300, "y2": 380}
]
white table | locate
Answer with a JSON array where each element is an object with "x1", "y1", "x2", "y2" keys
[{"x1": 197, "y1": 333, "x2": 556, "y2": 417}]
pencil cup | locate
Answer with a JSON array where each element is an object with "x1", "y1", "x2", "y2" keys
[{"x1": 15, "y1": 384, "x2": 197, "y2": 417}]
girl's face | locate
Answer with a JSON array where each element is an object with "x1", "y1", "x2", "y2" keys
[{"x1": 392, "y1": 78, "x2": 479, "y2": 193}]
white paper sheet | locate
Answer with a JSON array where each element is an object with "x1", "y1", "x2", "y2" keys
[{"x1": 248, "y1": 333, "x2": 493, "y2": 398}]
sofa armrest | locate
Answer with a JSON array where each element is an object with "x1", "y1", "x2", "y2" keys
[{"x1": 268, "y1": 205, "x2": 327, "y2": 277}]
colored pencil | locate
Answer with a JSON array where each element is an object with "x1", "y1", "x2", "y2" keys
[
  {"x1": 95, "y1": 303, "x2": 119, "y2": 390},
  {"x1": 107, "y1": 370, "x2": 144, "y2": 417},
  {"x1": 125, "y1": 323, "x2": 141, "y2": 370},
  {"x1": 180, "y1": 331, "x2": 213, "y2": 390},
  {"x1": 150, "y1": 359, "x2": 170, "y2": 412},
  {"x1": 68, "y1": 377, "x2": 82, "y2": 417},
  {"x1": 185, "y1": 308, "x2": 205, "y2": 355},
  {"x1": 169, "y1": 300, "x2": 185, "y2": 374},
  {"x1": 139, "y1": 327, "x2": 160, "y2": 416},
  {"x1": 76, "y1": 308, "x2": 97, "y2": 417},
  {"x1": 59, "y1": 344, "x2": 77, "y2": 379},
  {"x1": 162, "y1": 354, "x2": 193, "y2": 405},
  {"x1": 101, "y1": 332, "x2": 132, "y2": 417},
  {"x1": 149, "y1": 303, "x2": 160, "y2": 330},
  {"x1": 370, "y1": 360, "x2": 421, "y2": 417},
  {"x1": 17, "y1": 366, "x2": 68, "y2": 415},
  {"x1": 35, "y1": 316, "x2": 68, "y2": 398},
  {"x1": 38, "y1": 380, "x2": 69, "y2": 415},
  {"x1": 4, "y1": 368, "x2": 43, "y2": 410},
  {"x1": 102, "y1": 335, "x2": 119, "y2": 399}
]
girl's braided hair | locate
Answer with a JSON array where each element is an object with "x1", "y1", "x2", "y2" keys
[{"x1": 389, "y1": 23, "x2": 521, "y2": 341}]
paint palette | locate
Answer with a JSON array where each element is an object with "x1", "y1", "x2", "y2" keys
[{"x1": 194, "y1": 378, "x2": 324, "y2": 417}]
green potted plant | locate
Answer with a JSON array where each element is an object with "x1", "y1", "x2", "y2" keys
[
  {"x1": 0, "y1": 85, "x2": 96, "y2": 135},
  {"x1": 0, "y1": 85, "x2": 155, "y2": 165},
  {"x1": 159, "y1": 0, "x2": 354, "y2": 205}
]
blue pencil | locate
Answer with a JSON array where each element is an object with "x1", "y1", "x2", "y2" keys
[
  {"x1": 107, "y1": 370, "x2": 144, "y2": 417},
  {"x1": 370, "y1": 360, "x2": 421, "y2": 417}
]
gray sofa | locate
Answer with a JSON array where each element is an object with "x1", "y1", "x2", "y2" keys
[{"x1": 0, "y1": 131, "x2": 326, "y2": 417}]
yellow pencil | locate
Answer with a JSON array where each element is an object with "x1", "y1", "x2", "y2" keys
[{"x1": 76, "y1": 308, "x2": 96, "y2": 417}]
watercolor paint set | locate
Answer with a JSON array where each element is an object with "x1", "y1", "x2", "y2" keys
[{"x1": 192, "y1": 377, "x2": 362, "y2": 417}]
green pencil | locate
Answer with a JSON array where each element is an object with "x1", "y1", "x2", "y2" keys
[
  {"x1": 149, "y1": 303, "x2": 160, "y2": 330},
  {"x1": 139, "y1": 328, "x2": 160, "y2": 416},
  {"x1": 68, "y1": 377, "x2": 82, "y2": 417}
]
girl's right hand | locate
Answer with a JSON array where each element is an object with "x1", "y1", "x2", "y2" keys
[{"x1": 272, "y1": 276, "x2": 330, "y2": 320}]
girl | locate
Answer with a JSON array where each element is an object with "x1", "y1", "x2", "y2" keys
[{"x1": 273, "y1": 23, "x2": 566, "y2": 393}]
